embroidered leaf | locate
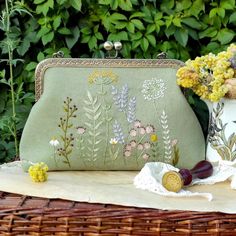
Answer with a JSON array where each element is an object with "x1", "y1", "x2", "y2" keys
[
  {"x1": 161, "y1": 110, "x2": 172, "y2": 163},
  {"x1": 94, "y1": 111, "x2": 102, "y2": 120},
  {"x1": 83, "y1": 91, "x2": 103, "y2": 161},
  {"x1": 84, "y1": 122, "x2": 92, "y2": 128},
  {"x1": 85, "y1": 113, "x2": 93, "y2": 120},
  {"x1": 87, "y1": 90, "x2": 93, "y2": 102}
]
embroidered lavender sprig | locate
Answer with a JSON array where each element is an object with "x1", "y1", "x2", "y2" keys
[
  {"x1": 120, "y1": 84, "x2": 129, "y2": 112},
  {"x1": 127, "y1": 97, "x2": 136, "y2": 123},
  {"x1": 111, "y1": 84, "x2": 129, "y2": 112},
  {"x1": 111, "y1": 86, "x2": 121, "y2": 108},
  {"x1": 113, "y1": 120, "x2": 125, "y2": 144}
]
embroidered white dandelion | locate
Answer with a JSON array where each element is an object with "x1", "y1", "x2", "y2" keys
[{"x1": 142, "y1": 78, "x2": 167, "y2": 101}]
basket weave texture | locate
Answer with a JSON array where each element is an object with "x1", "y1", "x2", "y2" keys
[{"x1": 1, "y1": 191, "x2": 236, "y2": 235}]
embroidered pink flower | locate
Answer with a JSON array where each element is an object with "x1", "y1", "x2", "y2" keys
[
  {"x1": 124, "y1": 144, "x2": 132, "y2": 151},
  {"x1": 145, "y1": 125, "x2": 155, "y2": 134},
  {"x1": 143, "y1": 142, "x2": 151, "y2": 149},
  {"x1": 171, "y1": 139, "x2": 178, "y2": 146},
  {"x1": 130, "y1": 140, "x2": 137, "y2": 148},
  {"x1": 129, "y1": 128, "x2": 137, "y2": 137},
  {"x1": 124, "y1": 150, "x2": 131, "y2": 157},
  {"x1": 139, "y1": 126, "x2": 146, "y2": 135},
  {"x1": 77, "y1": 126, "x2": 86, "y2": 134},
  {"x1": 137, "y1": 143, "x2": 144, "y2": 150},
  {"x1": 133, "y1": 120, "x2": 142, "y2": 128},
  {"x1": 142, "y1": 153, "x2": 150, "y2": 161}
]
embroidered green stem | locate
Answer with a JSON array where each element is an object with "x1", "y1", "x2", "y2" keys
[
  {"x1": 99, "y1": 83, "x2": 112, "y2": 164},
  {"x1": 57, "y1": 97, "x2": 77, "y2": 167}
]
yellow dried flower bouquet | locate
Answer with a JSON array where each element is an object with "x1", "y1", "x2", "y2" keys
[{"x1": 176, "y1": 44, "x2": 236, "y2": 102}]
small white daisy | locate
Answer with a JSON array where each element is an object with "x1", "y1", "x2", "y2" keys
[
  {"x1": 49, "y1": 138, "x2": 59, "y2": 147},
  {"x1": 110, "y1": 138, "x2": 118, "y2": 145}
]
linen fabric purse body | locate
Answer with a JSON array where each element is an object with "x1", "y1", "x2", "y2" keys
[{"x1": 20, "y1": 58, "x2": 205, "y2": 171}]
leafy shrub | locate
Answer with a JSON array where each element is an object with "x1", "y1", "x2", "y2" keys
[{"x1": 0, "y1": 0, "x2": 235, "y2": 162}]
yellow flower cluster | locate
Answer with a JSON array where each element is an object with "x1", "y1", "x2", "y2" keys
[
  {"x1": 29, "y1": 162, "x2": 49, "y2": 182},
  {"x1": 88, "y1": 70, "x2": 118, "y2": 85},
  {"x1": 177, "y1": 44, "x2": 236, "y2": 102}
]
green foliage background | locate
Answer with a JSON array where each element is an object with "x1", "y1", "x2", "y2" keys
[{"x1": 0, "y1": 0, "x2": 235, "y2": 163}]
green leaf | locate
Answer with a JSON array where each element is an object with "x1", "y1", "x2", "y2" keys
[
  {"x1": 182, "y1": 17, "x2": 202, "y2": 30},
  {"x1": 173, "y1": 17, "x2": 182, "y2": 27},
  {"x1": 131, "y1": 19, "x2": 145, "y2": 30},
  {"x1": 217, "y1": 29, "x2": 235, "y2": 45},
  {"x1": 126, "y1": 22, "x2": 135, "y2": 33},
  {"x1": 25, "y1": 62, "x2": 37, "y2": 71},
  {"x1": 132, "y1": 40, "x2": 141, "y2": 49},
  {"x1": 34, "y1": 0, "x2": 46, "y2": 3},
  {"x1": 217, "y1": 8, "x2": 225, "y2": 18},
  {"x1": 65, "y1": 26, "x2": 80, "y2": 49},
  {"x1": 165, "y1": 25, "x2": 176, "y2": 37},
  {"x1": 140, "y1": 37, "x2": 149, "y2": 52},
  {"x1": 81, "y1": 35, "x2": 91, "y2": 43},
  {"x1": 119, "y1": 0, "x2": 133, "y2": 11},
  {"x1": 130, "y1": 12, "x2": 145, "y2": 19},
  {"x1": 36, "y1": 27, "x2": 50, "y2": 38},
  {"x1": 229, "y1": 12, "x2": 236, "y2": 24},
  {"x1": 70, "y1": 0, "x2": 82, "y2": 11},
  {"x1": 199, "y1": 27, "x2": 217, "y2": 38},
  {"x1": 88, "y1": 36, "x2": 97, "y2": 49},
  {"x1": 37, "y1": 52, "x2": 45, "y2": 62},
  {"x1": 110, "y1": 13, "x2": 127, "y2": 21},
  {"x1": 81, "y1": 27, "x2": 92, "y2": 35},
  {"x1": 174, "y1": 28, "x2": 188, "y2": 47},
  {"x1": 188, "y1": 0, "x2": 204, "y2": 18},
  {"x1": 146, "y1": 34, "x2": 156, "y2": 47},
  {"x1": 17, "y1": 40, "x2": 30, "y2": 56},
  {"x1": 130, "y1": 31, "x2": 142, "y2": 40},
  {"x1": 53, "y1": 16, "x2": 61, "y2": 30},
  {"x1": 108, "y1": 31, "x2": 128, "y2": 41},
  {"x1": 146, "y1": 24, "x2": 156, "y2": 34},
  {"x1": 58, "y1": 27, "x2": 71, "y2": 35},
  {"x1": 95, "y1": 32, "x2": 104, "y2": 40},
  {"x1": 220, "y1": 0, "x2": 235, "y2": 10},
  {"x1": 42, "y1": 31, "x2": 54, "y2": 45},
  {"x1": 209, "y1": 8, "x2": 217, "y2": 18}
]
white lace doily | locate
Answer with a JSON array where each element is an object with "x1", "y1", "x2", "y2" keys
[{"x1": 134, "y1": 162, "x2": 236, "y2": 201}]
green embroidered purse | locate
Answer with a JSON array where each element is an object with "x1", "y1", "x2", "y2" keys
[{"x1": 20, "y1": 58, "x2": 205, "y2": 171}]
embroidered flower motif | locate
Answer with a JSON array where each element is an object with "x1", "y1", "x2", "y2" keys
[
  {"x1": 124, "y1": 144, "x2": 132, "y2": 151},
  {"x1": 88, "y1": 70, "x2": 118, "y2": 85},
  {"x1": 150, "y1": 134, "x2": 158, "y2": 142},
  {"x1": 137, "y1": 143, "x2": 144, "y2": 150},
  {"x1": 130, "y1": 140, "x2": 137, "y2": 148},
  {"x1": 142, "y1": 153, "x2": 150, "y2": 161},
  {"x1": 171, "y1": 139, "x2": 178, "y2": 146},
  {"x1": 28, "y1": 162, "x2": 48, "y2": 183},
  {"x1": 77, "y1": 126, "x2": 86, "y2": 134},
  {"x1": 124, "y1": 150, "x2": 131, "y2": 157},
  {"x1": 142, "y1": 78, "x2": 167, "y2": 101},
  {"x1": 139, "y1": 126, "x2": 146, "y2": 135},
  {"x1": 49, "y1": 138, "x2": 59, "y2": 147},
  {"x1": 133, "y1": 120, "x2": 142, "y2": 128},
  {"x1": 110, "y1": 138, "x2": 118, "y2": 145},
  {"x1": 129, "y1": 128, "x2": 137, "y2": 137},
  {"x1": 145, "y1": 125, "x2": 155, "y2": 134},
  {"x1": 143, "y1": 142, "x2": 151, "y2": 149}
]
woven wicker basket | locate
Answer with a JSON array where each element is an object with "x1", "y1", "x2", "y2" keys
[{"x1": 1, "y1": 191, "x2": 236, "y2": 235}]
